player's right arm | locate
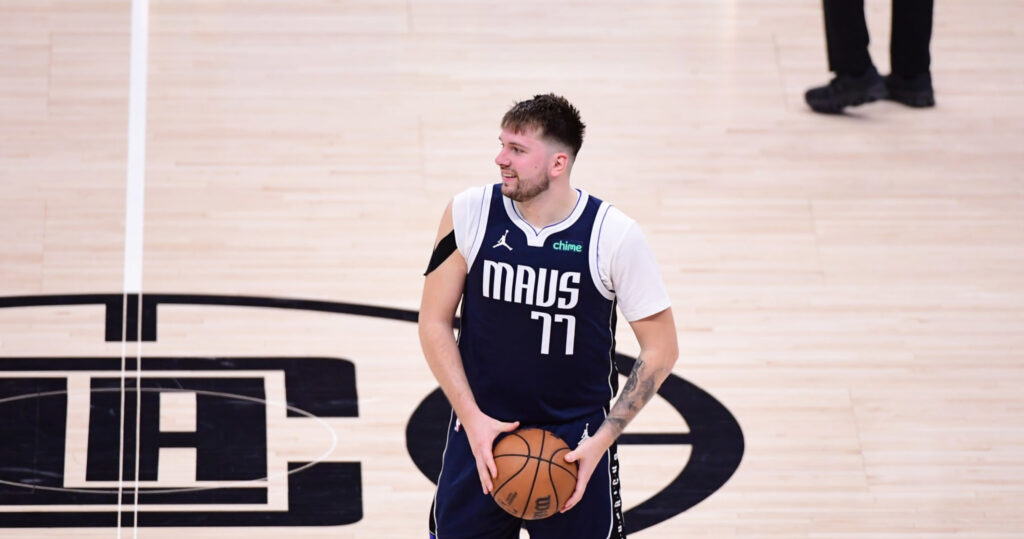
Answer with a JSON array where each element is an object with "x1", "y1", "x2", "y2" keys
[{"x1": 418, "y1": 199, "x2": 519, "y2": 495}]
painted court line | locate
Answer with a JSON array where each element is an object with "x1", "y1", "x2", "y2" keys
[{"x1": 120, "y1": 0, "x2": 149, "y2": 536}]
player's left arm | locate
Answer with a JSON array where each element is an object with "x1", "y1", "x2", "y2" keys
[{"x1": 561, "y1": 307, "x2": 679, "y2": 512}]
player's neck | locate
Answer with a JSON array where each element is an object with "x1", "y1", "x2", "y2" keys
[{"x1": 513, "y1": 182, "x2": 578, "y2": 230}]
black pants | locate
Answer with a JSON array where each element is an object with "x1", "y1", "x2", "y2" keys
[{"x1": 823, "y1": 0, "x2": 934, "y2": 77}]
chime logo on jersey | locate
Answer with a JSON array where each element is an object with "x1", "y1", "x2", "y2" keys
[
  {"x1": 551, "y1": 240, "x2": 582, "y2": 253},
  {"x1": 0, "y1": 292, "x2": 744, "y2": 534},
  {"x1": 482, "y1": 260, "x2": 580, "y2": 309}
]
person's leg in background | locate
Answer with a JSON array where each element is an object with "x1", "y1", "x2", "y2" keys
[
  {"x1": 824, "y1": 0, "x2": 873, "y2": 75},
  {"x1": 886, "y1": 0, "x2": 936, "y2": 107},
  {"x1": 806, "y1": 0, "x2": 888, "y2": 113}
]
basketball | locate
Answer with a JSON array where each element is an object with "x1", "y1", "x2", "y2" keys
[{"x1": 490, "y1": 428, "x2": 579, "y2": 520}]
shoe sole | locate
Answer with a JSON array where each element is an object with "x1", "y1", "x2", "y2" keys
[
  {"x1": 808, "y1": 84, "x2": 888, "y2": 114},
  {"x1": 886, "y1": 91, "x2": 935, "y2": 108}
]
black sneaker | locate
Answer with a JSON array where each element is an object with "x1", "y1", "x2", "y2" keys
[
  {"x1": 884, "y1": 72, "x2": 935, "y2": 108},
  {"x1": 805, "y1": 66, "x2": 888, "y2": 114}
]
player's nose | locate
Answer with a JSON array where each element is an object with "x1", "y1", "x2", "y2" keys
[{"x1": 495, "y1": 149, "x2": 510, "y2": 167}]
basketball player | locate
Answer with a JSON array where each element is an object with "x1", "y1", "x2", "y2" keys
[{"x1": 420, "y1": 94, "x2": 678, "y2": 538}]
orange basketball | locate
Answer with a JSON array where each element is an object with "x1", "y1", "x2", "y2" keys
[{"x1": 490, "y1": 428, "x2": 578, "y2": 520}]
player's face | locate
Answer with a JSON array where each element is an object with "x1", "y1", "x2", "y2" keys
[{"x1": 495, "y1": 127, "x2": 552, "y2": 203}]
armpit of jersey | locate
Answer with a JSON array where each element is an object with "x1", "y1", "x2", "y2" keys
[
  {"x1": 599, "y1": 208, "x2": 672, "y2": 322},
  {"x1": 451, "y1": 184, "x2": 492, "y2": 270}
]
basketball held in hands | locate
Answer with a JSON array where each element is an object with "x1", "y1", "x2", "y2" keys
[{"x1": 490, "y1": 428, "x2": 578, "y2": 520}]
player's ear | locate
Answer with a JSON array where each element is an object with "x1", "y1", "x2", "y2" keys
[{"x1": 549, "y1": 151, "x2": 569, "y2": 177}]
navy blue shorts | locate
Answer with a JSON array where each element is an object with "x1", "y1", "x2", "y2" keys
[{"x1": 429, "y1": 408, "x2": 626, "y2": 539}]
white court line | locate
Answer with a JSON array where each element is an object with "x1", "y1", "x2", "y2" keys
[
  {"x1": 117, "y1": 296, "x2": 128, "y2": 537},
  {"x1": 120, "y1": 0, "x2": 149, "y2": 536}
]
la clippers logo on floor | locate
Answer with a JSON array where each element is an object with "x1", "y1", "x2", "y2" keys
[{"x1": 0, "y1": 293, "x2": 743, "y2": 532}]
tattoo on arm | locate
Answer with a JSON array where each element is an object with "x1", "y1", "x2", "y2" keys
[
  {"x1": 604, "y1": 358, "x2": 661, "y2": 438},
  {"x1": 605, "y1": 415, "x2": 628, "y2": 435}
]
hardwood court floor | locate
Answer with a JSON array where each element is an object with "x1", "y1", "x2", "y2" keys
[{"x1": 1, "y1": 0, "x2": 1023, "y2": 537}]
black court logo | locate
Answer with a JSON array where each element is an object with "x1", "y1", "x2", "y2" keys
[
  {"x1": 0, "y1": 356, "x2": 360, "y2": 527},
  {"x1": 0, "y1": 293, "x2": 743, "y2": 532}
]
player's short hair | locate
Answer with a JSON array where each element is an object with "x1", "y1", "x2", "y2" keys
[{"x1": 501, "y1": 93, "x2": 586, "y2": 158}]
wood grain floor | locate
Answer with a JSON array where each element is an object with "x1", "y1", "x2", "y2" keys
[{"x1": 1, "y1": 0, "x2": 1023, "y2": 537}]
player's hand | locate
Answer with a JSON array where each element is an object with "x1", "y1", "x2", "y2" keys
[
  {"x1": 560, "y1": 434, "x2": 611, "y2": 512},
  {"x1": 462, "y1": 411, "x2": 520, "y2": 495}
]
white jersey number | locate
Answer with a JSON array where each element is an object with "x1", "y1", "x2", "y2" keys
[{"x1": 530, "y1": 311, "x2": 576, "y2": 355}]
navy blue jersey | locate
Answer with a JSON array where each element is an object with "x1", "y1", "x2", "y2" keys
[{"x1": 458, "y1": 184, "x2": 618, "y2": 424}]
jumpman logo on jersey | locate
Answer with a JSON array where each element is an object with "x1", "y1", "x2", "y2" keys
[
  {"x1": 493, "y1": 229, "x2": 513, "y2": 251},
  {"x1": 578, "y1": 423, "x2": 591, "y2": 447}
]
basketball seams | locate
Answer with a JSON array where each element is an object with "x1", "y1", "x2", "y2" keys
[
  {"x1": 493, "y1": 454, "x2": 577, "y2": 479},
  {"x1": 491, "y1": 430, "x2": 531, "y2": 495},
  {"x1": 491, "y1": 453, "x2": 533, "y2": 499},
  {"x1": 519, "y1": 429, "x2": 546, "y2": 517},
  {"x1": 546, "y1": 451, "x2": 562, "y2": 509},
  {"x1": 491, "y1": 430, "x2": 538, "y2": 518},
  {"x1": 548, "y1": 447, "x2": 577, "y2": 479}
]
